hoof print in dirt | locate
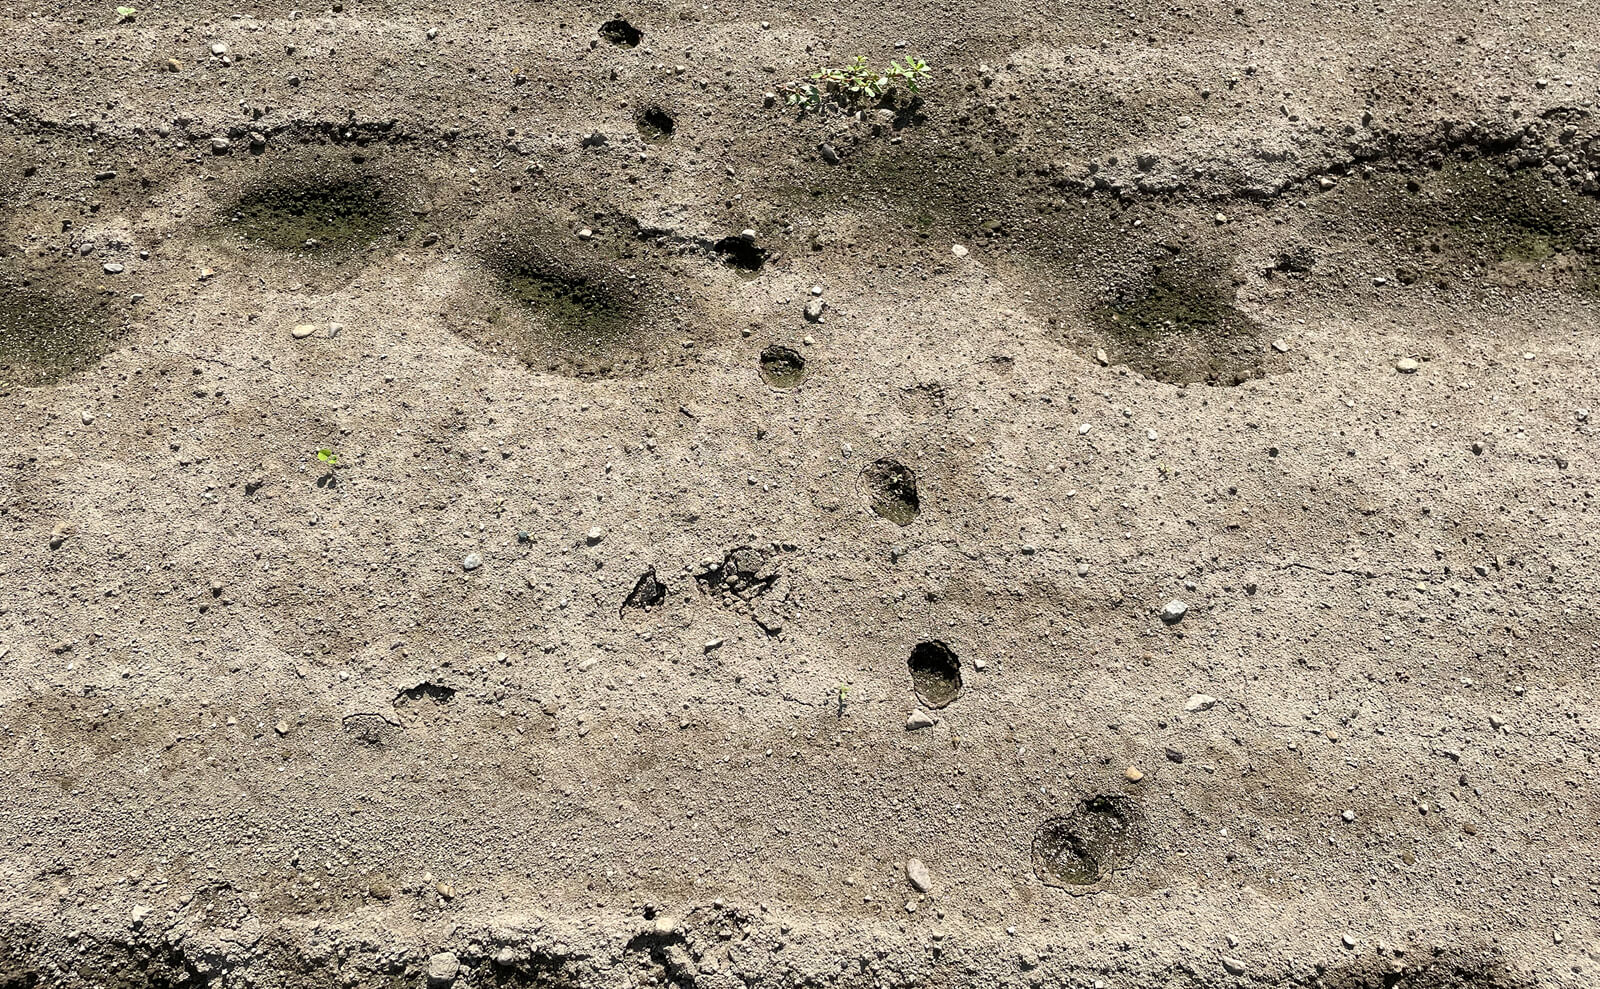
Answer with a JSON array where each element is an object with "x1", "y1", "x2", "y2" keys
[
  {"x1": 599, "y1": 17, "x2": 642, "y2": 47},
  {"x1": 635, "y1": 105, "x2": 675, "y2": 143},
  {"x1": 861, "y1": 458, "x2": 920, "y2": 525},
  {"x1": 1032, "y1": 795, "x2": 1147, "y2": 891},
  {"x1": 758, "y1": 344, "x2": 807, "y2": 388},
  {"x1": 341, "y1": 712, "x2": 400, "y2": 747},
  {"x1": 1088, "y1": 275, "x2": 1272, "y2": 387},
  {"x1": 622, "y1": 567, "x2": 668, "y2": 614},
  {"x1": 908, "y1": 639, "x2": 961, "y2": 708}
]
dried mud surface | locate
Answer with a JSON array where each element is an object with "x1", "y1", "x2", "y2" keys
[{"x1": 0, "y1": 1, "x2": 1598, "y2": 988}]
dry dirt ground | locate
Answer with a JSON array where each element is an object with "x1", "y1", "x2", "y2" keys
[{"x1": 1, "y1": 1, "x2": 1599, "y2": 987}]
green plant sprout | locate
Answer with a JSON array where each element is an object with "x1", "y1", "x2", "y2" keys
[
  {"x1": 783, "y1": 56, "x2": 931, "y2": 111},
  {"x1": 115, "y1": 6, "x2": 137, "y2": 19},
  {"x1": 315, "y1": 448, "x2": 340, "y2": 468}
]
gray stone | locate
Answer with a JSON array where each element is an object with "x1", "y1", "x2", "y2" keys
[
  {"x1": 1395, "y1": 357, "x2": 1420, "y2": 373},
  {"x1": 905, "y1": 857, "x2": 932, "y2": 892},
  {"x1": 102, "y1": 262, "x2": 124, "y2": 274},
  {"x1": 1161, "y1": 600, "x2": 1188, "y2": 624},
  {"x1": 1221, "y1": 956, "x2": 1247, "y2": 975},
  {"x1": 462, "y1": 553, "x2": 482, "y2": 571},
  {"x1": 804, "y1": 298, "x2": 824, "y2": 322},
  {"x1": 906, "y1": 709, "x2": 935, "y2": 730},
  {"x1": 818, "y1": 143, "x2": 840, "y2": 165},
  {"x1": 1184, "y1": 694, "x2": 1216, "y2": 712},
  {"x1": 427, "y1": 951, "x2": 460, "y2": 986}
]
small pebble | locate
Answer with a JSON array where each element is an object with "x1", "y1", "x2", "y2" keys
[
  {"x1": 1394, "y1": 357, "x2": 1420, "y2": 374},
  {"x1": 906, "y1": 709, "x2": 935, "y2": 730},
  {"x1": 462, "y1": 553, "x2": 482, "y2": 571},
  {"x1": 951, "y1": 244, "x2": 969, "y2": 257},
  {"x1": 1342, "y1": 809, "x2": 1356, "y2": 822},
  {"x1": 1272, "y1": 338, "x2": 1289, "y2": 352},
  {"x1": 1124, "y1": 766, "x2": 1144, "y2": 783},
  {"x1": 1161, "y1": 600, "x2": 1188, "y2": 624},
  {"x1": 291, "y1": 324, "x2": 316, "y2": 339},
  {"x1": 905, "y1": 858, "x2": 933, "y2": 892},
  {"x1": 586, "y1": 526, "x2": 604, "y2": 544},
  {"x1": 102, "y1": 262, "x2": 124, "y2": 274},
  {"x1": 1184, "y1": 693, "x2": 1216, "y2": 712}
]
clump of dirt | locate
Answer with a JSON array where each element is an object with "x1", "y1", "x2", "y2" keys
[
  {"x1": 0, "y1": 281, "x2": 116, "y2": 388},
  {"x1": 758, "y1": 344, "x2": 807, "y2": 387},
  {"x1": 341, "y1": 713, "x2": 400, "y2": 747},
  {"x1": 908, "y1": 640, "x2": 961, "y2": 708},
  {"x1": 861, "y1": 458, "x2": 920, "y2": 525},
  {"x1": 696, "y1": 547, "x2": 777, "y2": 600},
  {"x1": 635, "y1": 106, "x2": 675, "y2": 143},
  {"x1": 1032, "y1": 795, "x2": 1147, "y2": 889},
  {"x1": 1088, "y1": 274, "x2": 1267, "y2": 387},
  {"x1": 622, "y1": 567, "x2": 667, "y2": 613},
  {"x1": 223, "y1": 176, "x2": 400, "y2": 255}
]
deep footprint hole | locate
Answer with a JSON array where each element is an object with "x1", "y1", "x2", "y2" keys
[
  {"x1": 862, "y1": 458, "x2": 920, "y2": 525},
  {"x1": 712, "y1": 235, "x2": 768, "y2": 275},
  {"x1": 622, "y1": 567, "x2": 667, "y2": 613},
  {"x1": 599, "y1": 18, "x2": 642, "y2": 46},
  {"x1": 758, "y1": 344, "x2": 806, "y2": 387},
  {"x1": 908, "y1": 640, "x2": 961, "y2": 708},
  {"x1": 492, "y1": 257, "x2": 640, "y2": 377},
  {"x1": 1032, "y1": 795, "x2": 1146, "y2": 889},
  {"x1": 635, "y1": 106, "x2": 675, "y2": 143}
]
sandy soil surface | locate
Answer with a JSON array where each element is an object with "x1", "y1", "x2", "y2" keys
[{"x1": 1, "y1": 1, "x2": 1598, "y2": 987}]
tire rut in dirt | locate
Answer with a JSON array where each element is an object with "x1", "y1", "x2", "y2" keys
[
  {"x1": 758, "y1": 344, "x2": 806, "y2": 387},
  {"x1": 1088, "y1": 274, "x2": 1270, "y2": 387},
  {"x1": 221, "y1": 175, "x2": 403, "y2": 256},
  {"x1": 861, "y1": 458, "x2": 920, "y2": 525},
  {"x1": 0, "y1": 280, "x2": 119, "y2": 388},
  {"x1": 1032, "y1": 795, "x2": 1147, "y2": 890},
  {"x1": 466, "y1": 233, "x2": 667, "y2": 379},
  {"x1": 908, "y1": 640, "x2": 961, "y2": 708}
]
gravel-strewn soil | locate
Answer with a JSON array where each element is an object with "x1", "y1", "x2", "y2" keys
[{"x1": 1, "y1": 2, "x2": 1597, "y2": 987}]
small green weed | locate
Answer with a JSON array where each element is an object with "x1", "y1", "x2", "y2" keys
[
  {"x1": 782, "y1": 55, "x2": 931, "y2": 111},
  {"x1": 115, "y1": 5, "x2": 136, "y2": 20},
  {"x1": 315, "y1": 448, "x2": 340, "y2": 468}
]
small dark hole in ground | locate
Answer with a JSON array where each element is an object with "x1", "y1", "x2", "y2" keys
[
  {"x1": 712, "y1": 235, "x2": 767, "y2": 274},
  {"x1": 908, "y1": 640, "x2": 960, "y2": 708},
  {"x1": 1033, "y1": 795, "x2": 1146, "y2": 889},
  {"x1": 622, "y1": 568, "x2": 667, "y2": 613},
  {"x1": 599, "y1": 18, "x2": 642, "y2": 46},
  {"x1": 758, "y1": 345, "x2": 806, "y2": 387},
  {"x1": 395, "y1": 682, "x2": 456, "y2": 705},
  {"x1": 225, "y1": 177, "x2": 397, "y2": 254},
  {"x1": 636, "y1": 106, "x2": 675, "y2": 142},
  {"x1": 862, "y1": 458, "x2": 920, "y2": 526}
]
